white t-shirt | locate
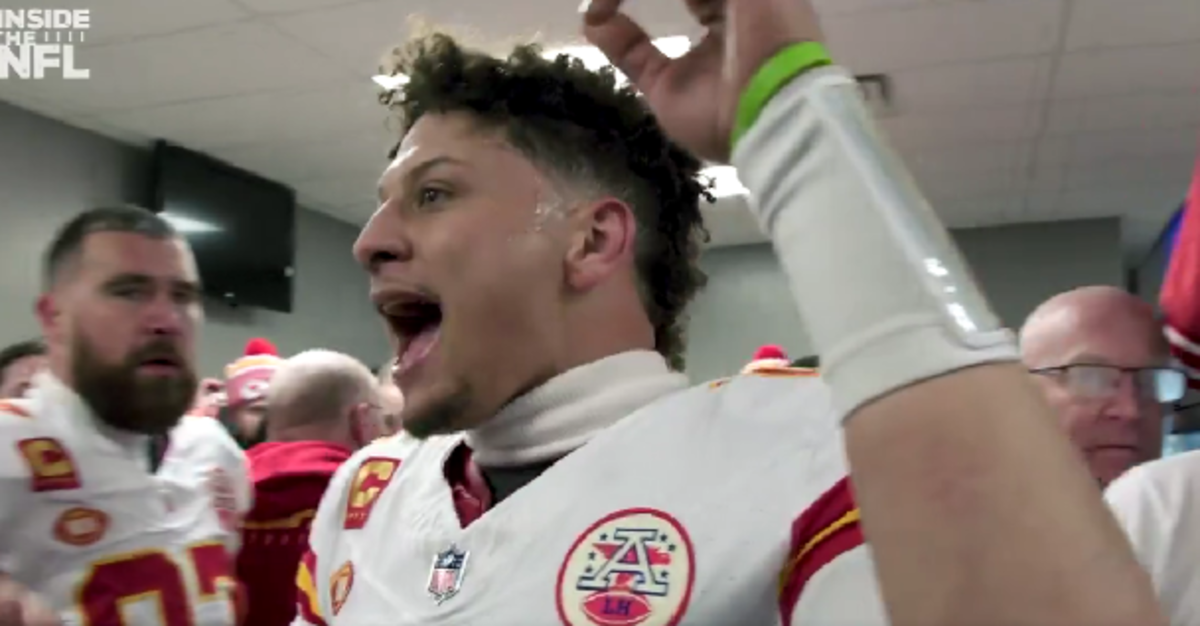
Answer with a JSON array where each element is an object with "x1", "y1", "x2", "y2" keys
[{"x1": 1105, "y1": 450, "x2": 1200, "y2": 626}]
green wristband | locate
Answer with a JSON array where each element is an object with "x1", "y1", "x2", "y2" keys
[{"x1": 731, "y1": 42, "x2": 833, "y2": 149}]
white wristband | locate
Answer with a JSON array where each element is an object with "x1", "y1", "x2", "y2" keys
[{"x1": 732, "y1": 66, "x2": 1018, "y2": 418}]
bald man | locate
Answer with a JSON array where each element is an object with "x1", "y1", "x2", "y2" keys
[
  {"x1": 238, "y1": 350, "x2": 384, "y2": 626},
  {"x1": 1020, "y1": 286, "x2": 1186, "y2": 486}
]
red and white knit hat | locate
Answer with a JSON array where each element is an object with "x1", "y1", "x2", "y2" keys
[
  {"x1": 223, "y1": 338, "x2": 282, "y2": 408},
  {"x1": 741, "y1": 344, "x2": 790, "y2": 374}
]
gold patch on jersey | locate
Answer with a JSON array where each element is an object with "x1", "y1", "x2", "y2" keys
[
  {"x1": 343, "y1": 457, "x2": 400, "y2": 530},
  {"x1": 330, "y1": 561, "x2": 355, "y2": 616},
  {"x1": 53, "y1": 506, "x2": 108, "y2": 546},
  {"x1": 17, "y1": 437, "x2": 80, "y2": 492}
]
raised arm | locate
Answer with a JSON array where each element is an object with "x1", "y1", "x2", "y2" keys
[{"x1": 583, "y1": 0, "x2": 1164, "y2": 623}]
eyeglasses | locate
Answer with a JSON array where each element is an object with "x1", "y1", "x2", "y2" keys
[{"x1": 1030, "y1": 364, "x2": 1187, "y2": 404}]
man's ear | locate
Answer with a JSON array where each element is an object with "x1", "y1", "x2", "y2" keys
[
  {"x1": 349, "y1": 402, "x2": 381, "y2": 446},
  {"x1": 35, "y1": 293, "x2": 63, "y2": 345},
  {"x1": 564, "y1": 198, "x2": 637, "y2": 291}
]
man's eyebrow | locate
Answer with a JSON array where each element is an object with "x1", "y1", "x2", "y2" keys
[{"x1": 378, "y1": 156, "x2": 468, "y2": 202}]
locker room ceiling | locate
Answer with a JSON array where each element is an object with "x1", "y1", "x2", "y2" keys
[{"x1": 1, "y1": 0, "x2": 1196, "y2": 257}]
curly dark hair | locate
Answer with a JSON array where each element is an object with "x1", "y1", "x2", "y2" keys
[{"x1": 377, "y1": 33, "x2": 711, "y2": 371}]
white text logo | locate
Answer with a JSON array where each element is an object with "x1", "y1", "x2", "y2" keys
[{"x1": 0, "y1": 9, "x2": 90, "y2": 80}]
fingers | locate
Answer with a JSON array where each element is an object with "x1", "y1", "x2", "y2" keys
[{"x1": 581, "y1": 5, "x2": 671, "y2": 91}]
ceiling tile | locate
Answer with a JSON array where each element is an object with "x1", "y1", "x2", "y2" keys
[
  {"x1": 91, "y1": 80, "x2": 387, "y2": 150},
  {"x1": 1058, "y1": 127, "x2": 1200, "y2": 165},
  {"x1": 23, "y1": 0, "x2": 251, "y2": 46},
  {"x1": 939, "y1": 194, "x2": 1022, "y2": 229},
  {"x1": 1063, "y1": 157, "x2": 1194, "y2": 194},
  {"x1": 1024, "y1": 159, "x2": 1067, "y2": 195},
  {"x1": 1053, "y1": 42, "x2": 1200, "y2": 99},
  {"x1": 880, "y1": 106, "x2": 1037, "y2": 150},
  {"x1": 1044, "y1": 92, "x2": 1200, "y2": 136},
  {"x1": 293, "y1": 174, "x2": 378, "y2": 208},
  {"x1": 217, "y1": 132, "x2": 394, "y2": 183},
  {"x1": 268, "y1": 0, "x2": 568, "y2": 74},
  {"x1": 236, "y1": 0, "x2": 367, "y2": 16},
  {"x1": 1058, "y1": 184, "x2": 1184, "y2": 219},
  {"x1": 890, "y1": 57, "x2": 1048, "y2": 111},
  {"x1": 0, "y1": 22, "x2": 352, "y2": 111},
  {"x1": 1023, "y1": 188, "x2": 1063, "y2": 216},
  {"x1": 823, "y1": 0, "x2": 1063, "y2": 73},
  {"x1": 905, "y1": 141, "x2": 1028, "y2": 174},
  {"x1": 919, "y1": 168, "x2": 1019, "y2": 201},
  {"x1": 1065, "y1": 0, "x2": 1200, "y2": 51},
  {"x1": 316, "y1": 200, "x2": 376, "y2": 227}
]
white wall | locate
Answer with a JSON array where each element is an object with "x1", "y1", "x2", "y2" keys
[
  {"x1": 684, "y1": 218, "x2": 1125, "y2": 382},
  {"x1": 0, "y1": 101, "x2": 387, "y2": 376}
]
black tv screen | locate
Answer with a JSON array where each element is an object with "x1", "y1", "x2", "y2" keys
[{"x1": 151, "y1": 141, "x2": 296, "y2": 313}]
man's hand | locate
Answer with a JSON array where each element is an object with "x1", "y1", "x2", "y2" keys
[
  {"x1": 581, "y1": 0, "x2": 824, "y2": 162},
  {"x1": 190, "y1": 378, "x2": 225, "y2": 418},
  {"x1": 0, "y1": 575, "x2": 59, "y2": 626}
]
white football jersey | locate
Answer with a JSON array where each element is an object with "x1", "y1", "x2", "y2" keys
[
  {"x1": 1105, "y1": 451, "x2": 1200, "y2": 626},
  {"x1": 297, "y1": 368, "x2": 887, "y2": 625},
  {"x1": 0, "y1": 375, "x2": 251, "y2": 626}
]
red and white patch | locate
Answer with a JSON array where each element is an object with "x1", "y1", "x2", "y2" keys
[
  {"x1": 53, "y1": 507, "x2": 108, "y2": 546},
  {"x1": 556, "y1": 508, "x2": 695, "y2": 626},
  {"x1": 206, "y1": 468, "x2": 239, "y2": 532}
]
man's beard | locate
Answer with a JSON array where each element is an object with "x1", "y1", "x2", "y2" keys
[{"x1": 72, "y1": 336, "x2": 197, "y2": 435}]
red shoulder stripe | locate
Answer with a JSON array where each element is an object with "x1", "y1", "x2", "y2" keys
[{"x1": 778, "y1": 476, "x2": 865, "y2": 625}]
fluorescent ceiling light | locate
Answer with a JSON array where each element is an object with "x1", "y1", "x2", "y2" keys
[
  {"x1": 161, "y1": 212, "x2": 221, "y2": 234},
  {"x1": 701, "y1": 165, "x2": 748, "y2": 199},
  {"x1": 372, "y1": 73, "x2": 410, "y2": 90}
]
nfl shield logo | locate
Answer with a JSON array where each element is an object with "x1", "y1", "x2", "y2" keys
[{"x1": 427, "y1": 545, "x2": 469, "y2": 604}]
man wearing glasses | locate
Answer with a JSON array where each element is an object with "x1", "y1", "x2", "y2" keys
[{"x1": 1020, "y1": 285, "x2": 1186, "y2": 487}]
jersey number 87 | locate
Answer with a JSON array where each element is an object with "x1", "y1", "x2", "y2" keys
[{"x1": 77, "y1": 542, "x2": 238, "y2": 626}]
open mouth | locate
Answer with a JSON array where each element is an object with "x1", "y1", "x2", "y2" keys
[
  {"x1": 137, "y1": 355, "x2": 181, "y2": 374},
  {"x1": 383, "y1": 294, "x2": 443, "y2": 376}
]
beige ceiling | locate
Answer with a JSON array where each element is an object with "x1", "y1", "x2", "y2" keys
[{"x1": 1, "y1": 0, "x2": 1197, "y2": 256}]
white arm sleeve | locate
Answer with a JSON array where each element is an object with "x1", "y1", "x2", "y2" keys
[
  {"x1": 732, "y1": 65, "x2": 1016, "y2": 416},
  {"x1": 1105, "y1": 456, "x2": 1200, "y2": 626},
  {"x1": 790, "y1": 546, "x2": 889, "y2": 625}
]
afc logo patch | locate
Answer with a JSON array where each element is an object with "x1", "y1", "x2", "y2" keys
[
  {"x1": 343, "y1": 457, "x2": 399, "y2": 529},
  {"x1": 556, "y1": 508, "x2": 695, "y2": 626},
  {"x1": 16, "y1": 438, "x2": 80, "y2": 492}
]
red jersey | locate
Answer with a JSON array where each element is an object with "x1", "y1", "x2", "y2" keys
[
  {"x1": 239, "y1": 441, "x2": 351, "y2": 626},
  {"x1": 1160, "y1": 142, "x2": 1200, "y2": 386}
]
